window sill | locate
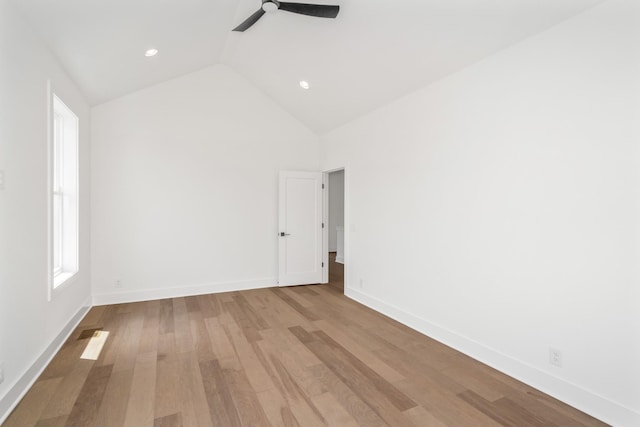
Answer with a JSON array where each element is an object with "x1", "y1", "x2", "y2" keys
[{"x1": 51, "y1": 271, "x2": 78, "y2": 300}]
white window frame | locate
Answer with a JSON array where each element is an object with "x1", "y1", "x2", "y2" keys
[{"x1": 48, "y1": 83, "x2": 79, "y2": 300}]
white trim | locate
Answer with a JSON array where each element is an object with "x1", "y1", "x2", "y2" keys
[
  {"x1": 343, "y1": 165, "x2": 349, "y2": 291},
  {"x1": 49, "y1": 271, "x2": 80, "y2": 302},
  {"x1": 322, "y1": 173, "x2": 329, "y2": 284},
  {"x1": 335, "y1": 256, "x2": 344, "y2": 264},
  {"x1": 47, "y1": 85, "x2": 79, "y2": 301},
  {"x1": 0, "y1": 299, "x2": 92, "y2": 425},
  {"x1": 92, "y1": 277, "x2": 277, "y2": 306},
  {"x1": 46, "y1": 80, "x2": 54, "y2": 300},
  {"x1": 344, "y1": 288, "x2": 640, "y2": 427},
  {"x1": 53, "y1": 271, "x2": 76, "y2": 289}
]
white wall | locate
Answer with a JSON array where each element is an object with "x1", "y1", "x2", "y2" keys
[
  {"x1": 321, "y1": 0, "x2": 640, "y2": 425},
  {"x1": 91, "y1": 65, "x2": 319, "y2": 304},
  {"x1": 328, "y1": 170, "x2": 344, "y2": 252},
  {"x1": 0, "y1": 0, "x2": 92, "y2": 421}
]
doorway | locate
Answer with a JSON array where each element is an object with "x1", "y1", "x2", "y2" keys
[{"x1": 327, "y1": 169, "x2": 345, "y2": 292}]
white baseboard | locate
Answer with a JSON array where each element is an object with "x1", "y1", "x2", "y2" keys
[
  {"x1": 335, "y1": 256, "x2": 344, "y2": 264},
  {"x1": 0, "y1": 298, "x2": 92, "y2": 425},
  {"x1": 344, "y1": 288, "x2": 640, "y2": 427},
  {"x1": 92, "y1": 277, "x2": 277, "y2": 306}
]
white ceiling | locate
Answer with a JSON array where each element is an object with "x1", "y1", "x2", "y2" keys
[{"x1": 13, "y1": 0, "x2": 604, "y2": 133}]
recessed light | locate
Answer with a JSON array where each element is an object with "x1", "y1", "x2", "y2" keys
[
  {"x1": 299, "y1": 80, "x2": 310, "y2": 90},
  {"x1": 145, "y1": 48, "x2": 158, "y2": 57}
]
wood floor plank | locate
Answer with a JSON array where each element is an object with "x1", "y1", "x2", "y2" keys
[
  {"x1": 65, "y1": 364, "x2": 113, "y2": 427},
  {"x1": 204, "y1": 319, "x2": 238, "y2": 362},
  {"x1": 78, "y1": 305, "x2": 108, "y2": 329},
  {"x1": 255, "y1": 336, "x2": 328, "y2": 399},
  {"x1": 196, "y1": 294, "x2": 217, "y2": 319},
  {"x1": 224, "y1": 320, "x2": 276, "y2": 393},
  {"x1": 92, "y1": 368, "x2": 135, "y2": 426},
  {"x1": 187, "y1": 301, "x2": 215, "y2": 362},
  {"x1": 37, "y1": 335, "x2": 87, "y2": 381},
  {"x1": 199, "y1": 359, "x2": 243, "y2": 427},
  {"x1": 222, "y1": 367, "x2": 272, "y2": 427},
  {"x1": 261, "y1": 290, "x2": 319, "y2": 331},
  {"x1": 123, "y1": 352, "x2": 157, "y2": 427},
  {"x1": 480, "y1": 364, "x2": 608, "y2": 426},
  {"x1": 184, "y1": 296, "x2": 201, "y2": 313},
  {"x1": 97, "y1": 311, "x2": 131, "y2": 368},
  {"x1": 290, "y1": 326, "x2": 418, "y2": 427},
  {"x1": 243, "y1": 290, "x2": 295, "y2": 330},
  {"x1": 112, "y1": 308, "x2": 145, "y2": 373},
  {"x1": 311, "y1": 392, "x2": 360, "y2": 427},
  {"x1": 33, "y1": 415, "x2": 68, "y2": 427},
  {"x1": 138, "y1": 300, "x2": 161, "y2": 355},
  {"x1": 306, "y1": 363, "x2": 388, "y2": 427},
  {"x1": 39, "y1": 359, "x2": 94, "y2": 419},
  {"x1": 458, "y1": 390, "x2": 556, "y2": 427},
  {"x1": 233, "y1": 293, "x2": 270, "y2": 330},
  {"x1": 374, "y1": 343, "x2": 467, "y2": 396},
  {"x1": 441, "y1": 360, "x2": 506, "y2": 402},
  {"x1": 223, "y1": 299, "x2": 263, "y2": 343},
  {"x1": 258, "y1": 327, "x2": 321, "y2": 369},
  {"x1": 154, "y1": 348, "x2": 180, "y2": 419},
  {"x1": 271, "y1": 288, "x2": 321, "y2": 321},
  {"x1": 279, "y1": 287, "x2": 315, "y2": 308},
  {"x1": 176, "y1": 352, "x2": 213, "y2": 427},
  {"x1": 504, "y1": 390, "x2": 597, "y2": 427},
  {"x1": 402, "y1": 405, "x2": 449, "y2": 427},
  {"x1": 282, "y1": 394, "x2": 327, "y2": 427},
  {"x1": 257, "y1": 389, "x2": 304, "y2": 427},
  {"x1": 154, "y1": 413, "x2": 183, "y2": 427},
  {"x1": 313, "y1": 329, "x2": 417, "y2": 411},
  {"x1": 172, "y1": 298, "x2": 195, "y2": 355},
  {"x1": 2, "y1": 378, "x2": 62, "y2": 427},
  {"x1": 394, "y1": 378, "x2": 503, "y2": 427},
  {"x1": 257, "y1": 344, "x2": 328, "y2": 425},
  {"x1": 158, "y1": 299, "x2": 175, "y2": 335},
  {"x1": 313, "y1": 318, "x2": 405, "y2": 383}
]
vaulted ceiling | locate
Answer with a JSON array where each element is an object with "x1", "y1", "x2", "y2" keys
[{"x1": 13, "y1": 0, "x2": 604, "y2": 133}]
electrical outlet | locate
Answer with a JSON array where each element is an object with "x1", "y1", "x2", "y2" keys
[
  {"x1": 549, "y1": 348, "x2": 562, "y2": 367},
  {"x1": 115, "y1": 279, "x2": 122, "y2": 289},
  {"x1": 0, "y1": 361, "x2": 5, "y2": 384}
]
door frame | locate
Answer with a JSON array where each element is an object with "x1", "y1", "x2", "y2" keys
[{"x1": 323, "y1": 166, "x2": 348, "y2": 291}]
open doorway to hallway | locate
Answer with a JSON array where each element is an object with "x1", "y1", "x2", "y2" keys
[{"x1": 327, "y1": 169, "x2": 344, "y2": 292}]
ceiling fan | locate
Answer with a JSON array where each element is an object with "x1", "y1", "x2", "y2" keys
[{"x1": 233, "y1": 0, "x2": 340, "y2": 32}]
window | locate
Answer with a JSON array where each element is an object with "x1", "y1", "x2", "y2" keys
[{"x1": 50, "y1": 93, "x2": 79, "y2": 294}]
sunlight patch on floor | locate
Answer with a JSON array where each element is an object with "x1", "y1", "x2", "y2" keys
[{"x1": 80, "y1": 330, "x2": 109, "y2": 360}]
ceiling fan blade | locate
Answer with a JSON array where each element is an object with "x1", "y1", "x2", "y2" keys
[
  {"x1": 233, "y1": 8, "x2": 266, "y2": 32},
  {"x1": 277, "y1": 2, "x2": 339, "y2": 18}
]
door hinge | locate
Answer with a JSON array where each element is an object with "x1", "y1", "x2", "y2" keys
[
  {"x1": 322, "y1": 183, "x2": 325, "y2": 189},
  {"x1": 322, "y1": 222, "x2": 325, "y2": 228},
  {"x1": 322, "y1": 262, "x2": 324, "y2": 267}
]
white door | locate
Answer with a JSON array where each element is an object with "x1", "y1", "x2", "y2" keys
[{"x1": 279, "y1": 171, "x2": 324, "y2": 286}]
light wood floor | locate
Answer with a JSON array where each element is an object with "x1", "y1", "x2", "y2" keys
[
  {"x1": 328, "y1": 252, "x2": 344, "y2": 293},
  {"x1": 4, "y1": 286, "x2": 607, "y2": 427}
]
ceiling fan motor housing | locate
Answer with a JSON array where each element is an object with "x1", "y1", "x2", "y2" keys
[{"x1": 262, "y1": 0, "x2": 280, "y2": 12}]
